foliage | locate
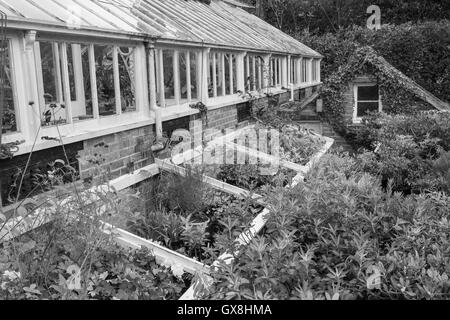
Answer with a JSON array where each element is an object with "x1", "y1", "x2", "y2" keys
[
  {"x1": 216, "y1": 164, "x2": 294, "y2": 194},
  {"x1": 240, "y1": 120, "x2": 326, "y2": 165},
  {"x1": 296, "y1": 21, "x2": 450, "y2": 105},
  {"x1": 127, "y1": 169, "x2": 261, "y2": 263},
  {"x1": 246, "y1": 0, "x2": 450, "y2": 35},
  {"x1": 0, "y1": 157, "x2": 189, "y2": 300},
  {"x1": 0, "y1": 141, "x2": 24, "y2": 160},
  {"x1": 306, "y1": 44, "x2": 437, "y2": 133},
  {"x1": 205, "y1": 153, "x2": 450, "y2": 300},
  {"x1": 351, "y1": 111, "x2": 450, "y2": 194},
  {"x1": 0, "y1": 241, "x2": 188, "y2": 300}
]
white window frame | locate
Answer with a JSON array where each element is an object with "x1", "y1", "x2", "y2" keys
[
  {"x1": 33, "y1": 36, "x2": 147, "y2": 139},
  {"x1": 243, "y1": 53, "x2": 264, "y2": 93},
  {"x1": 1, "y1": 37, "x2": 29, "y2": 145},
  {"x1": 353, "y1": 83, "x2": 382, "y2": 124},
  {"x1": 206, "y1": 49, "x2": 244, "y2": 105},
  {"x1": 156, "y1": 46, "x2": 203, "y2": 108}
]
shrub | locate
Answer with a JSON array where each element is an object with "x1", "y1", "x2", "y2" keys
[
  {"x1": 205, "y1": 154, "x2": 450, "y2": 300},
  {"x1": 0, "y1": 159, "x2": 187, "y2": 300},
  {"x1": 351, "y1": 111, "x2": 450, "y2": 194},
  {"x1": 127, "y1": 169, "x2": 261, "y2": 264}
]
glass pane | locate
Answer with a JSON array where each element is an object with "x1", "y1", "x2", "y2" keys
[
  {"x1": 40, "y1": 42, "x2": 58, "y2": 103},
  {"x1": 302, "y1": 59, "x2": 307, "y2": 82},
  {"x1": 118, "y1": 47, "x2": 136, "y2": 113},
  {"x1": 232, "y1": 54, "x2": 237, "y2": 93},
  {"x1": 40, "y1": 42, "x2": 67, "y2": 127},
  {"x1": 163, "y1": 49, "x2": 175, "y2": 106},
  {"x1": 358, "y1": 85, "x2": 379, "y2": 101},
  {"x1": 66, "y1": 44, "x2": 77, "y2": 100},
  {"x1": 155, "y1": 50, "x2": 161, "y2": 106},
  {"x1": 180, "y1": 51, "x2": 188, "y2": 101},
  {"x1": 216, "y1": 53, "x2": 223, "y2": 96},
  {"x1": 357, "y1": 102, "x2": 379, "y2": 117},
  {"x1": 225, "y1": 54, "x2": 231, "y2": 95},
  {"x1": 190, "y1": 51, "x2": 197, "y2": 100},
  {"x1": 1, "y1": 40, "x2": 17, "y2": 134},
  {"x1": 71, "y1": 43, "x2": 93, "y2": 122},
  {"x1": 80, "y1": 44, "x2": 93, "y2": 120},
  {"x1": 95, "y1": 45, "x2": 116, "y2": 116},
  {"x1": 208, "y1": 52, "x2": 214, "y2": 98},
  {"x1": 256, "y1": 57, "x2": 262, "y2": 90}
]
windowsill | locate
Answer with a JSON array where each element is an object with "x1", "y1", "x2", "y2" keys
[
  {"x1": 161, "y1": 82, "x2": 323, "y2": 122},
  {"x1": 9, "y1": 82, "x2": 325, "y2": 157},
  {"x1": 11, "y1": 116, "x2": 155, "y2": 157}
]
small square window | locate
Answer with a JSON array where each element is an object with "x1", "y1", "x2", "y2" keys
[{"x1": 354, "y1": 84, "x2": 380, "y2": 122}]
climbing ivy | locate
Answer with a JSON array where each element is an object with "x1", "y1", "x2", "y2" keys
[{"x1": 320, "y1": 46, "x2": 431, "y2": 135}]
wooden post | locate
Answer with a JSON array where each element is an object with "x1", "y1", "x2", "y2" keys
[
  {"x1": 173, "y1": 50, "x2": 180, "y2": 105},
  {"x1": 281, "y1": 56, "x2": 288, "y2": 88},
  {"x1": 147, "y1": 43, "x2": 162, "y2": 139},
  {"x1": 212, "y1": 52, "x2": 217, "y2": 98},
  {"x1": 236, "y1": 52, "x2": 246, "y2": 93},
  {"x1": 201, "y1": 48, "x2": 210, "y2": 103}
]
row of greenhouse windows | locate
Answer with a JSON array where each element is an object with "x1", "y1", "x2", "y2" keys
[
  {"x1": 37, "y1": 42, "x2": 137, "y2": 127},
  {"x1": 1, "y1": 40, "x2": 321, "y2": 136}
]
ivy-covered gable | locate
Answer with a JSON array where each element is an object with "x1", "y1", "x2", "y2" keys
[{"x1": 322, "y1": 46, "x2": 450, "y2": 133}]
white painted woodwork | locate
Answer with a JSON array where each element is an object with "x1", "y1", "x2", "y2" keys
[
  {"x1": 173, "y1": 49, "x2": 181, "y2": 105},
  {"x1": 60, "y1": 43, "x2": 73, "y2": 123},
  {"x1": 212, "y1": 52, "x2": 217, "y2": 98}
]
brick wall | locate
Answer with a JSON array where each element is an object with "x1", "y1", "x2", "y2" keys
[
  {"x1": 0, "y1": 142, "x2": 83, "y2": 206},
  {"x1": 1, "y1": 86, "x2": 320, "y2": 207},
  {"x1": 78, "y1": 125, "x2": 155, "y2": 183}
]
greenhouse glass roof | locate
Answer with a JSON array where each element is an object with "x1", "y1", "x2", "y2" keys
[{"x1": 0, "y1": 0, "x2": 322, "y2": 57}]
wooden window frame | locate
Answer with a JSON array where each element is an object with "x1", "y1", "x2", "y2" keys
[
  {"x1": 33, "y1": 36, "x2": 146, "y2": 139},
  {"x1": 353, "y1": 83, "x2": 382, "y2": 124}
]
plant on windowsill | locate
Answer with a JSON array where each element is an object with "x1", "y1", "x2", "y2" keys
[
  {"x1": 1, "y1": 108, "x2": 23, "y2": 160},
  {"x1": 189, "y1": 101, "x2": 209, "y2": 147}
]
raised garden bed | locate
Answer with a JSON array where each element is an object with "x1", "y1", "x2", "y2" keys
[
  {"x1": 124, "y1": 168, "x2": 264, "y2": 266},
  {"x1": 231, "y1": 123, "x2": 327, "y2": 166},
  {"x1": 0, "y1": 123, "x2": 335, "y2": 301},
  {"x1": 0, "y1": 218, "x2": 191, "y2": 300}
]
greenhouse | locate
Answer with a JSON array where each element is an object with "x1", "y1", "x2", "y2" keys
[{"x1": 0, "y1": 0, "x2": 322, "y2": 153}]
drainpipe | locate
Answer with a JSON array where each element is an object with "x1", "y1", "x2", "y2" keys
[{"x1": 146, "y1": 42, "x2": 164, "y2": 151}]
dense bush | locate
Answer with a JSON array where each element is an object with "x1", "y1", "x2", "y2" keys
[
  {"x1": 0, "y1": 160, "x2": 188, "y2": 300},
  {"x1": 297, "y1": 20, "x2": 450, "y2": 102},
  {"x1": 206, "y1": 153, "x2": 450, "y2": 300},
  {"x1": 127, "y1": 169, "x2": 261, "y2": 264},
  {"x1": 349, "y1": 111, "x2": 450, "y2": 194}
]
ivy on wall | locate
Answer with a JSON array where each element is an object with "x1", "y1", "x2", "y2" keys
[{"x1": 320, "y1": 46, "x2": 432, "y2": 135}]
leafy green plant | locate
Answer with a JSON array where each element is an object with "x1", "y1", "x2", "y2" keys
[
  {"x1": 352, "y1": 111, "x2": 450, "y2": 194},
  {"x1": 204, "y1": 153, "x2": 450, "y2": 300}
]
